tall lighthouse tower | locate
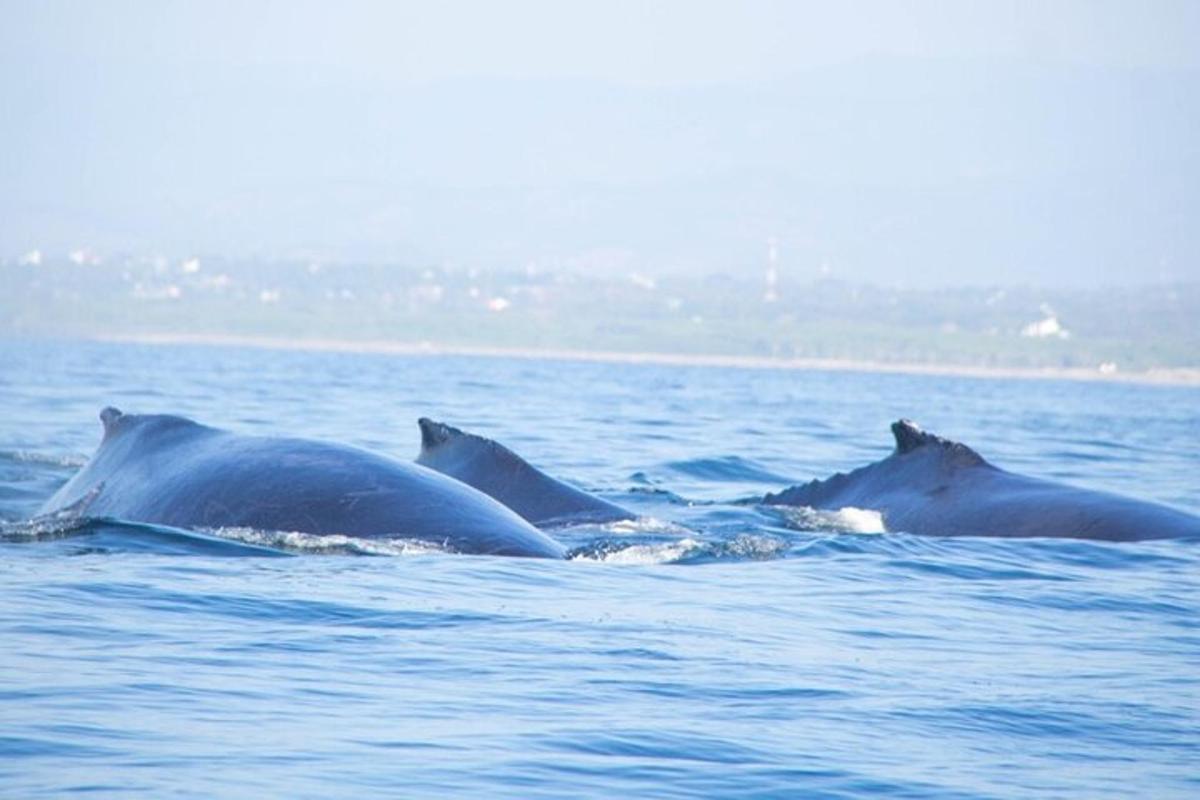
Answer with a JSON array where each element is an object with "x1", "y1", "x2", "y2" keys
[{"x1": 763, "y1": 237, "x2": 779, "y2": 303}]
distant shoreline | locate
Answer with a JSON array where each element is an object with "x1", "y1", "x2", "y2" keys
[{"x1": 93, "y1": 332, "x2": 1200, "y2": 387}]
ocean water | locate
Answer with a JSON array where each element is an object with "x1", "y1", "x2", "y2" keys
[{"x1": 2, "y1": 339, "x2": 1198, "y2": 799}]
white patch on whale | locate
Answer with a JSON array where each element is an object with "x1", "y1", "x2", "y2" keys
[{"x1": 776, "y1": 505, "x2": 887, "y2": 534}]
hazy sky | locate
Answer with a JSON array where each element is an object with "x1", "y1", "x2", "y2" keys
[
  {"x1": 3, "y1": 1, "x2": 1198, "y2": 285},
  {"x1": 9, "y1": 1, "x2": 1200, "y2": 79}
]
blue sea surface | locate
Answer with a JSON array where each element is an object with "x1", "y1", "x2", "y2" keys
[{"x1": 2, "y1": 339, "x2": 1198, "y2": 798}]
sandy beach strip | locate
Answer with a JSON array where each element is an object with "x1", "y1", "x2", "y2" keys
[{"x1": 93, "y1": 332, "x2": 1200, "y2": 387}]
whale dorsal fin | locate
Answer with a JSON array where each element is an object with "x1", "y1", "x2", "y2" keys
[
  {"x1": 890, "y1": 419, "x2": 987, "y2": 466},
  {"x1": 100, "y1": 406, "x2": 124, "y2": 438},
  {"x1": 417, "y1": 417, "x2": 534, "y2": 476},
  {"x1": 891, "y1": 419, "x2": 935, "y2": 453},
  {"x1": 418, "y1": 417, "x2": 465, "y2": 454}
]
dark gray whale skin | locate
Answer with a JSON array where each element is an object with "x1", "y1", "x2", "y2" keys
[
  {"x1": 38, "y1": 408, "x2": 567, "y2": 558},
  {"x1": 763, "y1": 420, "x2": 1200, "y2": 541},
  {"x1": 416, "y1": 418, "x2": 634, "y2": 527}
]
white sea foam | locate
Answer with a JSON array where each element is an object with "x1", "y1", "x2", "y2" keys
[
  {"x1": 0, "y1": 515, "x2": 89, "y2": 542},
  {"x1": 599, "y1": 516, "x2": 694, "y2": 537},
  {"x1": 719, "y1": 533, "x2": 790, "y2": 559},
  {"x1": 213, "y1": 528, "x2": 454, "y2": 556},
  {"x1": 0, "y1": 449, "x2": 88, "y2": 468},
  {"x1": 571, "y1": 532, "x2": 790, "y2": 564},
  {"x1": 574, "y1": 537, "x2": 705, "y2": 565}
]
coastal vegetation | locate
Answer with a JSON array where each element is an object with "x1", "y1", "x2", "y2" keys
[{"x1": 4, "y1": 254, "x2": 1196, "y2": 375}]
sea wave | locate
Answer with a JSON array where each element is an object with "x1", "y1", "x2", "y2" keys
[
  {"x1": 0, "y1": 515, "x2": 287, "y2": 557},
  {"x1": 213, "y1": 527, "x2": 456, "y2": 557},
  {"x1": 0, "y1": 449, "x2": 88, "y2": 469},
  {"x1": 662, "y1": 455, "x2": 794, "y2": 484}
]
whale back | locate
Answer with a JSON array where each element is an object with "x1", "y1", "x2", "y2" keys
[
  {"x1": 764, "y1": 419, "x2": 1200, "y2": 540},
  {"x1": 39, "y1": 408, "x2": 566, "y2": 557},
  {"x1": 416, "y1": 418, "x2": 633, "y2": 527},
  {"x1": 41, "y1": 407, "x2": 219, "y2": 516},
  {"x1": 764, "y1": 419, "x2": 993, "y2": 509}
]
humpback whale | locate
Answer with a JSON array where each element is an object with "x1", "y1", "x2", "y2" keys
[
  {"x1": 763, "y1": 419, "x2": 1200, "y2": 541},
  {"x1": 38, "y1": 408, "x2": 566, "y2": 558},
  {"x1": 416, "y1": 418, "x2": 634, "y2": 527}
]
